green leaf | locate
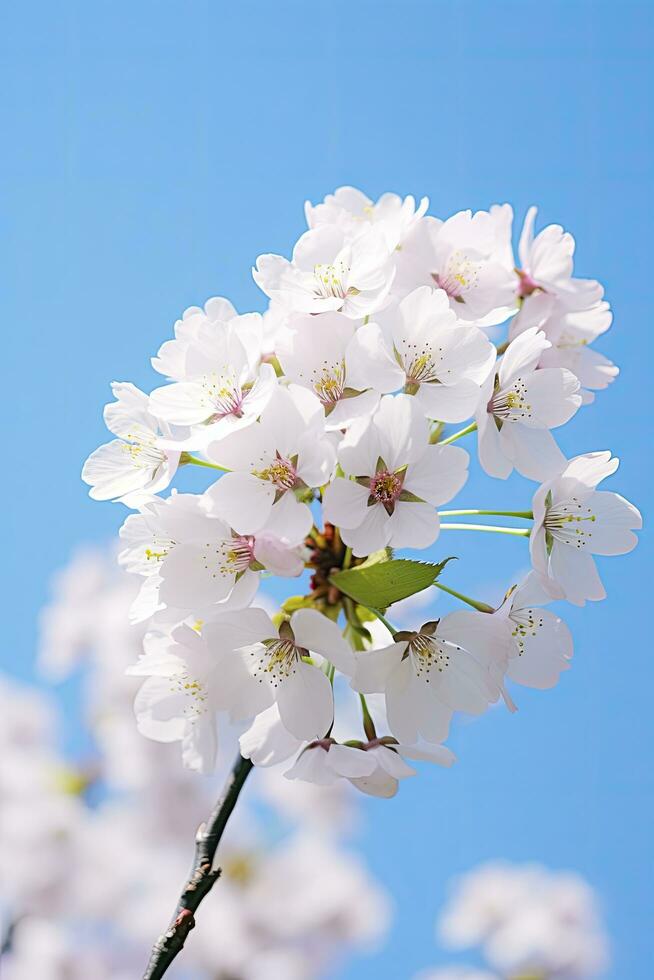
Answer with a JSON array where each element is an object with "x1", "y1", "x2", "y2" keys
[
  {"x1": 329, "y1": 557, "x2": 454, "y2": 610},
  {"x1": 281, "y1": 594, "x2": 315, "y2": 613}
]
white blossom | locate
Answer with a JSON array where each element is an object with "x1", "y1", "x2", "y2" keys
[
  {"x1": 323, "y1": 394, "x2": 469, "y2": 555},
  {"x1": 351, "y1": 612, "x2": 510, "y2": 745},
  {"x1": 82, "y1": 382, "x2": 180, "y2": 506},
  {"x1": 206, "y1": 384, "x2": 335, "y2": 540},
  {"x1": 395, "y1": 207, "x2": 517, "y2": 325},
  {"x1": 305, "y1": 184, "x2": 429, "y2": 251},
  {"x1": 346, "y1": 286, "x2": 496, "y2": 422},
  {"x1": 254, "y1": 224, "x2": 395, "y2": 319},
  {"x1": 530, "y1": 452, "x2": 642, "y2": 605},
  {"x1": 149, "y1": 308, "x2": 277, "y2": 450},
  {"x1": 476, "y1": 327, "x2": 582, "y2": 481},
  {"x1": 437, "y1": 861, "x2": 610, "y2": 978}
]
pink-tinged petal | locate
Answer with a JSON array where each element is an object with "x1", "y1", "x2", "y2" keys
[
  {"x1": 218, "y1": 649, "x2": 275, "y2": 721},
  {"x1": 376, "y1": 394, "x2": 429, "y2": 470},
  {"x1": 254, "y1": 533, "x2": 304, "y2": 577},
  {"x1": 518, "y1": 206, "x2": 538, "y2": 267},
  {"x1": 559, "y1": 451, "x2": 618, "y2": 491},
  {"x1": 275, "y1": 661, "x2": 334, "y2": 740},
  {"x1": 327, "y1": 743, "x2": 377, "y2": 778},
  {"x1": 181, "y1": 715, "x2": 217, "y2": 774},
  {"x1": 399, "y1": 743, "x2": 456, "y2": 767},
  {"x1": 284, "y1": 746, "x2": 336, "y2": 785},
  {"x1": 501, "y1": 425, "x2": 566, "y2": 482},
  {"x1": 133, "y1": 677, "x2": 187, "y2": 742},
  {"x1": 477, "y1": 416, "x2": 513, "y2": 479},
  {"x1": 206, "y1": 472, "x2": 275, "y2": 534},
  {"x1": 239, "y1": 704, "x2": 301, "y2": 766},
  {"x1": 290, "y1": 608, "x2": 355, "y2": 675},
  {"x1": 507, "y1": 609, "x2": 573, "y2": 689},
  {"x1": 351, "y1": 643, "x2": 406, "y2": 694},
  {"x1": 340, "y1": 504, "x2": 391, "y2": 557},
  {"x1": 549, "y1": 542, "x2": 606, "y2": 606},
  {"x1": 82, "y1": 440, "x2": 160, "y2": 501},
  {"x1": 416, "y1": 378, "x2": 484, "y2": 424},
  {"x1": 337, "y1": 415, "x2": 384, "y2": 477},
  {"x1": 439, "y1": 610, "x2": 511, "y2": 674},
  {"x1": 264, "y1": 494, "x2": 313, "y2": 546},
  {"x1": 403, "y1": 444, "x2": 469, "y2": 505},
  {"x1": 149, "y1": 381, "x2": 210, "y2": 426},
  {"x1": 589, "y1": 490, "x2": 643, "y2": 531},
  {"x1": 349, "y1": 767, "x2": 398, "y2": 798},
  {"x1": 202, "y1": 608, "x2": 277, "y2": 652},
  {"x1": 516, "y1": 368, "x2": 582, "y2": 429},
  {"x1": 371, "y1": 745, "x2": 416, "y2": 779},
  {"x1": 387, "y1": 501, "x2": 440, "y2": 550},
  {"x1": 345, "y1": 322, "x2": 404, "y2": 393},
  {"x1": 321, "y1": 478, "x2": 370, "y2": 529},
  {"x1": 158, "y1": 543, "x2": 234, "y2": 609},
  {"x1": 498, "y1": 328, "x2": 550, "y2": 386}
]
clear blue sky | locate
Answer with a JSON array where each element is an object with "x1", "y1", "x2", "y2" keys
[{"x1": 2, "y1": 2, "x2": 651, "y2": 977}]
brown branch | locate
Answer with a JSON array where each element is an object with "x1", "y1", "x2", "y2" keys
[{"x1": 142, "y1": 754, "x2": 254, "y2": 980}]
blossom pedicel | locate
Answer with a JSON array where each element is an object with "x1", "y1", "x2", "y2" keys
[{"x1": 82, "y1": 186, "x2": 641, "y2": 976}]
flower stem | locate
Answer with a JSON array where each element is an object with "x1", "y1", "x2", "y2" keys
[
  {"x1": 438, "y1": 508, "x2": 533, "y2": 519},
  {"x1": 438, "y1": 422, "x2": 477, "y2": 446},
  {"x1": 366, "y1": 607, "x2": 398, "y2": 635},
  {"x1": 438, "y1": 523, "x2": 531, "y2": 537},
  {"x1": 342, "y1": 546, "x2": 353, "y2": 570},
  {"x1": 428, "y1": 421, "x2": 445, "y2": 444},
  {"x1": 433, "y1": 581, "x2": 495, "y2": 614},
  {"x1": 141, "y1": 754, "x2": 253, "y2": 979},
  {"x1": 359, "y1": 693, "x2": 377, "y2": 741},
  {"x1": 179, "y1": 453, "x2": 228, "y2": 473}
]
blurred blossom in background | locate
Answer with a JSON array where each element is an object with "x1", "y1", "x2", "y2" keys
[{"x1": 1, "y1": 546, "x2": 391, "y2": 979}]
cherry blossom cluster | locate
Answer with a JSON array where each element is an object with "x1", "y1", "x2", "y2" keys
[
  {"x1": 415, "y1": 860, "x2": 610, "y2": 979},
  {"x1": 82, "y1": 186, "x2": 641, "y2": 797},
  {"x1": 0, "y1": 548, "x2": 389, "y2": 980}
]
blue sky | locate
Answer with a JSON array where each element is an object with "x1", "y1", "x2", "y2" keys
[{"x1": 2, "y1": 2, "x2": 652, "y2": 977}]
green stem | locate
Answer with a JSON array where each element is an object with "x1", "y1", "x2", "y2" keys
[
  {"x1": 438, "y1": 422, "x2": 477, "y2": 446},
  {"x1": 439, "y1": 522, "x2": 531, "y2": 537},
  {"x1": 179, "y1": 453, "x2": 228, "y2": 473},
  {"x1": 438, "y1": 508, "x2": 533, "y2": 519},
  {"x1": 359, "y1": 693, "x2": 377, "y2": 741},
  {"x1": 428, "y1": 421, "x2": 445, "y2": 444},
  {"x1": 433, "y1": 581, "x2": 495, "y2": 614},
  {"x1": 342, "y1": 546, "x2": 353, "y2": 570},
  {"x1": 364, "y1": 606, "x2": 398, "y2": 634}
]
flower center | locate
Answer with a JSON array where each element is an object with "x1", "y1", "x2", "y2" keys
[
  {"x1": 433, "y1": 250, "x2": 479, "y2": 301},
  {"x1": 313, "y1": 260, "x2": 349, "y2": 300},
  {"x1": 144, "y1": 535, "x2": 175, "y2": 563},
  {"x1": 313, "y1": 361, "x2": 346, "y2": 407},
  {"x1": 254, "y1": 452, "x2": 298, "y2": 491},
  {"x1": 397, "y1": 340, "x2": 445, "y2": 388},
  {"x1": 200, "y1": 535, "x2": 256, "y2": 579},
  {"x1": 544, "y1": 496, "x2": 597, "y2": 550},
  {"x1": 407, "y1": 633, "x2": 452, "y2": 682},
  {"x1": 488, "y1": 377, "x2": 533, "y2": 423},
  {"x1": 252, "y1": 638, "x2": 301, "y2": 687},
  {"x1": 202, "y1": 372, "x2": 245, "y2": 422},
  {"x1": 509, "y1": 607, "x2": 544, "y2": 655},
  {"x1": 123, "y1": 439, "x2": 167, "y2": 470},
  {"x1": 171, "y1": 670, "x2": 208, "y2": 717},
  {"x1": 515, "y1": 267, "x2": 541, "y2": 298},
  {"x1": 369, "y1": 470, "x2": 403, "y2": 513}
]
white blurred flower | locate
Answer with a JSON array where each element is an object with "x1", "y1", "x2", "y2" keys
[{"x1": 438, "y1": 861, "x2": 610, "y2": 978}]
